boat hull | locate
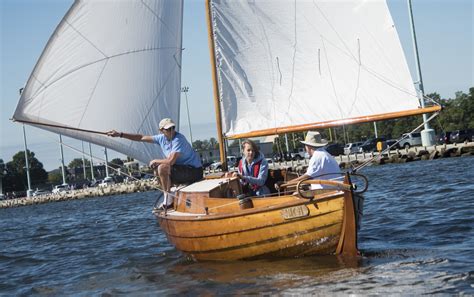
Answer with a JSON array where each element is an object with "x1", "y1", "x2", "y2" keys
[{"x1": 155, "y1": 185, "x2": 361, "y2": 261}]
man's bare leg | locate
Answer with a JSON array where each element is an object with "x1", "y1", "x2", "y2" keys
[{"x1": 157, "y1": 164, "x2": 172, "y2": 205}]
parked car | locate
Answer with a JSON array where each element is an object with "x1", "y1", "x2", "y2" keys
[
  {"x1": 272, "y1": 152, "x2": 292, "y2": 162},
  {"x1": 99, "y1": 176, "x2": 115, "y2": 187},
  {"x1": 325, "y1": 143, "x2": 344, "y2": 156},
  {"x1": 386, "y1": 139, "x2": 399, "y2": 149},
  {"x1": 33, "y1": 189, "x2": 50, "y2": 196},
  {"x1": 88, "y1": 180, "x2": 101, "y2": 187},
  {"x1": 358, "y1": 137, "x2": 387, "y2": 153},
  {"x1": 210, "y1": 156, "x2": 238, "y2": 170},
  {"x1": 399, "y1": 132, "x2": 422, "y2": 149},
  {"x1": 438, "y1": 131, "x2": 451, "y2": 144},
  {"x1": 290, "y1": 148, "x2": 307, "y2": 160},
  {"x1": 450, "y1": 129, "x2": 474, "y2": 143},
  {"x1": 52, "y1": 184, "x2": 68, "y2": 194},
  {"x1": 343, "y1": 141, "x2": 364, "y2": 155}
]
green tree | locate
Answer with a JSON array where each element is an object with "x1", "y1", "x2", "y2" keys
[
  {"x1": 109, "y1": 158, "x2": 124, "y2": 169},
  {"x1": 48, "y1": 171, "x2": 63, "y2": 184},
  {"x1": 3, "y1": 150, "x2": 48, "y2": 192},
  {"x1": 68, "y1": 158, "x2": 90, "y2": 169}
]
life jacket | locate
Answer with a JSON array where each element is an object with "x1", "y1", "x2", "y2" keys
[{"x1": 238, "y1": 159, "x2": 262, "y2": 191}]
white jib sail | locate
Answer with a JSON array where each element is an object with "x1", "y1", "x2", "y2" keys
[
  {"x1": 209, "y1": 0, "x2": 419, "y2": 137},
  {"x1": 13, "y1": 0, "x2": 184, "y2": 163}
]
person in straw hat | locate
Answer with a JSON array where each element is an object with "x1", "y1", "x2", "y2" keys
[
  {"x1": 107, "y1": 118, "x2": 202, "y2": 209},
  {"x1": 276, "y1": 131, "x2": 341, "y2": 190}
]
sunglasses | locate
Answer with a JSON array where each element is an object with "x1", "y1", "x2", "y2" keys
[{"x1": 161, "y1": 127, "x2": 173, "y2": 132}]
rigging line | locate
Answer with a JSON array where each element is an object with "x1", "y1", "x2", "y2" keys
[
  {"x1": 77, "y1": 59, "x2": 109, "y2": 128},
  {"x1": 26, "y1": 46, "x2": 178, "y2": 103},
  {"x1": 354, "y1": 111, "x2": 440, "y2": 172},
  {"x1": 362, "y1": 65, "x2": 434, "y2": 102},
  {"x1": 133, "y1": 61, "x2": 179, "y2": 140}
]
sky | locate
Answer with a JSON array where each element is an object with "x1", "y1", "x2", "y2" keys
[{"x1": 1, "y1": 0, "x2": 473, "y2": 171}]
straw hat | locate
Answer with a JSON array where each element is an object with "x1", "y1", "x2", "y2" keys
[
  {"x1": 300, "y1": 131, "x2": 328, "y2": 147},
  {"x1": 159, "y1": 118, "x2": 176, "y2": 130}
]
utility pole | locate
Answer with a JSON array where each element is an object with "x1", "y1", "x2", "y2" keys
[
  {"x1": 181, "y1": 86, "x2": 194, "y2": 144},
  {"x1": 408, "y1": 0, "x2": 435, "y2": 146}
]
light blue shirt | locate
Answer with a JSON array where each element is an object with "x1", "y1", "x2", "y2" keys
[{"x1": 152, "y1": 132, "x2": 202, "y2": 168}]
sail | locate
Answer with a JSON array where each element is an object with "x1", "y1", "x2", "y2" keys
[
  {"x1": 209, "y1": 0, "x2": 428, "y2": 138},
  {"x1": 13, "y1": 0, "x2": 184, "y2": 163}
]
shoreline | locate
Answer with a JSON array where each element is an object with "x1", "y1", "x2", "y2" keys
[
  {"x1": 1, "y1": 142, "x2": 473, "y2": 209},
  {"x1": 0, "y1": 179, "x2": 160, "y2": 209}
]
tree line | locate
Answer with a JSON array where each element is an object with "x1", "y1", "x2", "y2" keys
[{"x1": 2, "y1": 88, "x2": 472, "y2": 193}]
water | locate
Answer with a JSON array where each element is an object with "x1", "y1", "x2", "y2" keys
[{"x1": 1, "y1": 156, "x2": 473, "y2": 295}]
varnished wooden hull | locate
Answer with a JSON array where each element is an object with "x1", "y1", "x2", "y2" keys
[{"x1": 154, "y1": 180, "x2": 361, "y2": 261}]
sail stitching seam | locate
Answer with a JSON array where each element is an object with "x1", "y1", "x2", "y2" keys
[
  {"x1": 64, "y1": 19, "x2": 108, "y2": 58},
  {"x1": 285, "y1": 0, "x2": 298, "y2": 114},
  {"x1": 77, "y1": 59, "x2": 109, "y2": 128},
  {"x1": 26, "y1": 47, "x2": 178, "y2": 103},
  {"x1": 141, "y1": 0, "x2": 177, "y2": 41},
  {"x1": 130, "y1": 62, "x2": 179, "y2": 151}
]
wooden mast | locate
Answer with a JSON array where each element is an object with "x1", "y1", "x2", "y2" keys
[{"x1": 205, "y1": 0, "x2": 227, "y2": 170}]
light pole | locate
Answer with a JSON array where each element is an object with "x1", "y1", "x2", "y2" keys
[{"x1": 181, "y1": 86, "x2": 194, "y2": 144}]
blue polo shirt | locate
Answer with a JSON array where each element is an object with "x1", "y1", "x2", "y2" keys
[{"x1": 152, "y1": 132, "x2": 201, "y2": 168}]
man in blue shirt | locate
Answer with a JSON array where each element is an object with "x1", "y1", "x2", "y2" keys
[{"x1": 107, "y1": 118, "x2": 202, "y2": 208}]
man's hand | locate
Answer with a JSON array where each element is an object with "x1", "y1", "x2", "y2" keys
[
  {"x1": 107, "y1": 130, "x2": 120, "y2": 137},
  {"x1": 149, "y1": 159, "x2": 160, "y2": 169},
  {"x1": 274, "y1": 181, "x2": 285, "y2": 191}
]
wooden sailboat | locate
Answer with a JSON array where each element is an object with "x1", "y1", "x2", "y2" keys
[
  {"x1": 153, "y1": 0, "x2": 439, "y2": 260},
  {"x1": 12, "y1": 0, "x2": 440, "y2": 261}
]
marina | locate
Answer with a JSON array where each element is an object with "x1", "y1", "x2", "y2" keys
[{"x1": 2, "y1": 141, "x2": 472, "y2": 209}]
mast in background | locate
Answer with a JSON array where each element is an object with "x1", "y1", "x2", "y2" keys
[
  {"x1": 104, "y1": 147, "x2": 109, "y2": 178},
  {"x1": 59, "y1": 135, "x2": 67, "y2": 185},
  {"x1": 181, "y1": 86, "x2": 194, "y2": 144},
  {"x1": 89, "y1": 143, "x2": 95, "y2": 181},
  {"x1": 22, "y1": 125, "x2": 32, "y2": 197},
  {"x1": 407, "y1": 0, "x2": 435, "y2": 146},
  {"x1": 81, "y1": 141, "x2": 87, "y2": 179}
]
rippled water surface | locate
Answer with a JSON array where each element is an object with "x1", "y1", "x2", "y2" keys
[{"x1": 1, "y1": 156, "x2": 473, "y2": 295}]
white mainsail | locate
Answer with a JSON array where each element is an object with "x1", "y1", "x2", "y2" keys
[
  {"x1": 13, "y1": 0, "x2": 184, "y2": 163},
  {"x1": 209, "y1": 0, "x2": 421, "y2": 138}
]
